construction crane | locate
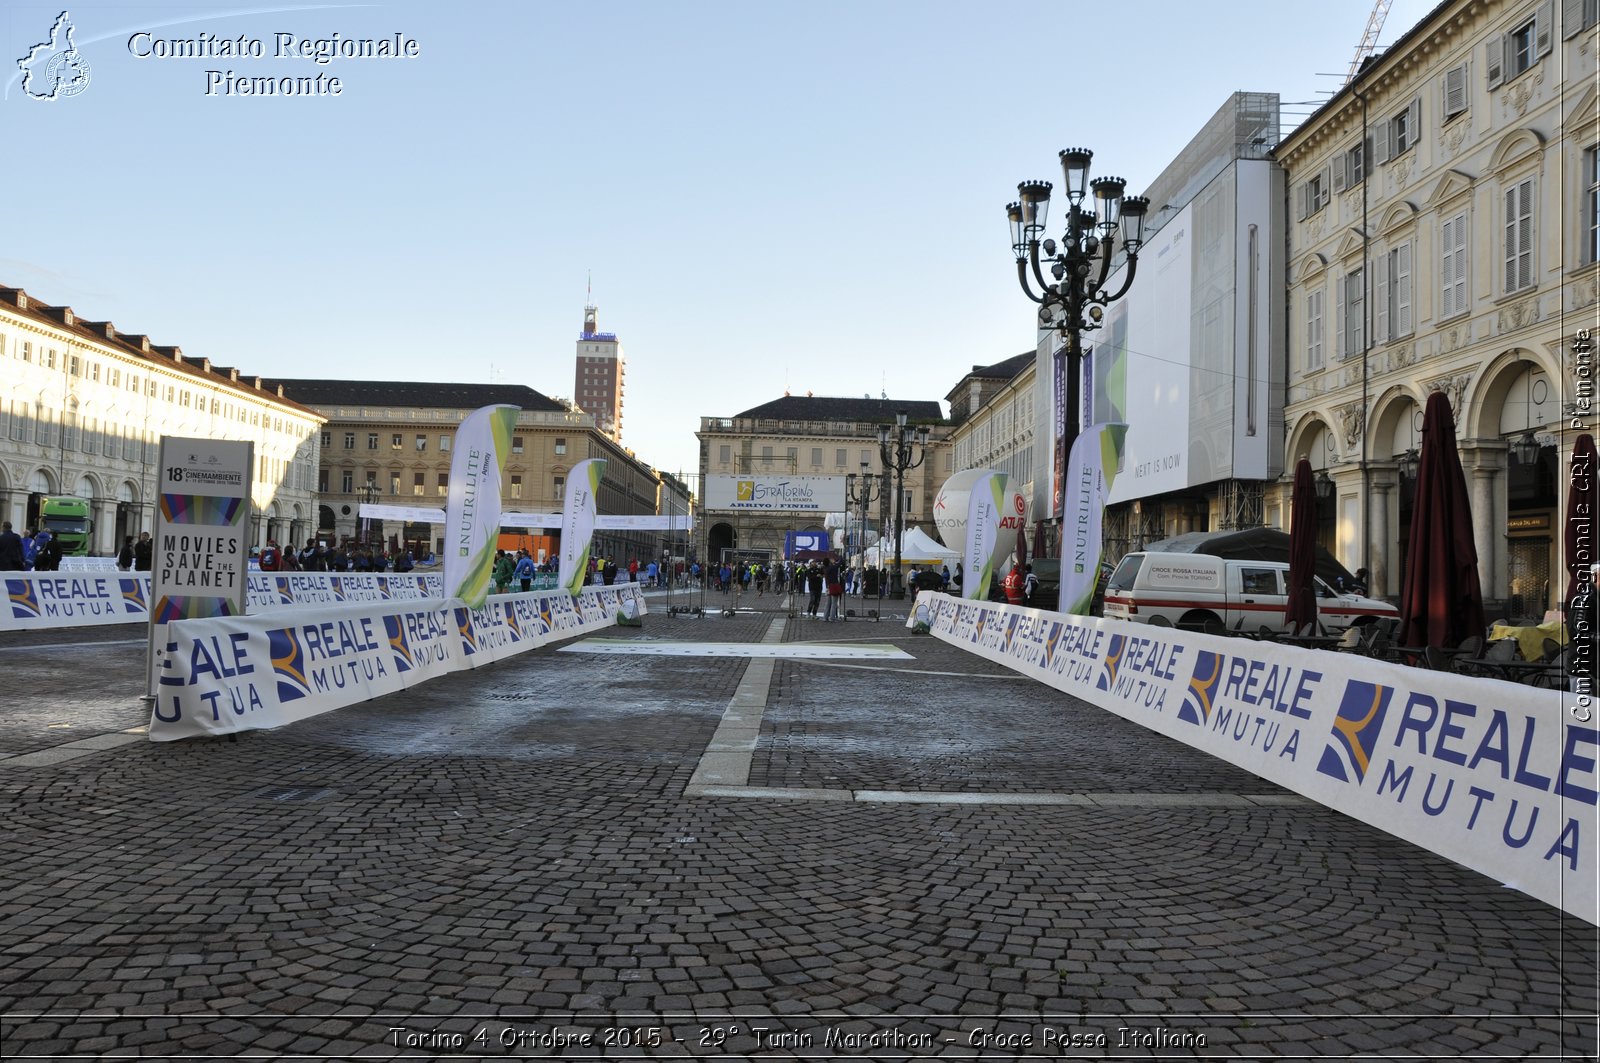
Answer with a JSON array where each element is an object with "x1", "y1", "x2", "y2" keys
[{"x1": 1345, "y1": 0, "x2": 1394, "y2": 85}]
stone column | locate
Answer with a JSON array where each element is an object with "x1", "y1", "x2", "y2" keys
[
  {"x1": 94, "y1": 497, "x2": 115, "y2": 556},
  {"x1": 1370, "y1": 477, "x2": 1393, "y2": 597},
  {"x1": 1470, "y1": 461, "x2": 1501, "y2": 604}
]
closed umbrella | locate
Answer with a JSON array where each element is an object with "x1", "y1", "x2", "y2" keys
[
  {"x1": 1285, "y1": 458, "x2": 1319, "y2": 635},
  {"x1": 1398, "y1": 391, "x2": 1485, "y2": 649},
  {"x1": 1565, "y1": 433, "x2": 1597, "y2": 617}
]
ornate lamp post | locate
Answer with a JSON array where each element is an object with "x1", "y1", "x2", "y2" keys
[
  {"x1": 361, "y1": 480, "x2": 379, "y2": 546},
  {"x1": 877, "y1": 411, "x2": 931, "y2": 599},
  {"x1": 1007, "y1": 149, "x2": 1149, "y2": 554},
  {"x1": 846, "y1": 462, "x2": 881, "y2": 566}
]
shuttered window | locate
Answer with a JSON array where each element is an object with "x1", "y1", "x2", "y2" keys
[
  {"x1": 1306, "y1": 289, "x2": 1325, "y2": 371},
  {"x1": 1504, "y1": 179, "x2": 1535, "y2": 293},
  {"x1": 1441, "y1": 212, "x2": 1468, "y2": 316},
  {"x1": 1443, "y1": 63, "x2": 1468, "y2": 119}
]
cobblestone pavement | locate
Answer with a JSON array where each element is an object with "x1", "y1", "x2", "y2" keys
[{"x1": 1, "y1": 596, "x2": 1596, "y2": 1060}]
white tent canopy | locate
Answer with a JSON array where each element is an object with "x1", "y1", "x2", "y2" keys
[{"x1": 864, "y1": 527, "x2": 959, "y2": 567}]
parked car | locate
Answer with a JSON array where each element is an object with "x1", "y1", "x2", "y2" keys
[{"x1": 1101, "y1": 552, "x2": 1397, "y2": 633}]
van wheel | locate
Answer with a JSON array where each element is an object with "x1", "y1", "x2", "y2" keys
[{"x1": 1179, "y1": 610, "x2": 1221, "y2": 630}]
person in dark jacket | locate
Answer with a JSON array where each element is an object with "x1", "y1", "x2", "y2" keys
[
  {"x1": 117, "y1": 535, "x2": 135, "y2": 571},
  {"x1": 133, "y1": 531, "x2": 153, "y2": 572},
  {"x1": 0, "y1": 522, "x2": 24, "y2": 571}
]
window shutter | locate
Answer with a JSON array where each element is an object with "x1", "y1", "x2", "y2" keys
[
  {"x1": 1564, "y1": 0, "x2": 1586, "y2": 39},
  {"x1": 1395, "y1": 242, "x2": 1413, "y2": 336},
  {"x1": 1441, "y1": 215, "x2": 1456, "y2": 316},
  {"x1": 1407, "y1": 97, "x2": 1421, "y2": 143},
  {"x1": 1296, "y1": 181, "x2": 1309, "y2": 221},
  {"x1": 1336, "y1": 274, "x2": 1347, "y2": 357},
  {"x1": 1486, "y1": 36, "x2": 1505, "y2": 87},
  {"x1": 1518, "y1": 181, "x2": 1533, "y2": 289},
  {"x1": 1536, "y1": 0, "x2": 1555, "y2": 55},
  {"x1": 1333, "y1": 155, "x2": 1348, "y2": 193},
  {"x1": 1444, "y1": 64, "x2": 1468, "y2": 117},
  {"x1": 1504, "y1": 187, "x2": 1517, "y2": 291},
  {"x1": 1374, "y1": 119, "x2": 1393, "y2": 164},
  {"x1": 1451, "y1": 216, "x2": 1468, "y2": 309},
  {"x1": 1374, "y1": 251, "x2": 1390, "y2": 343}
]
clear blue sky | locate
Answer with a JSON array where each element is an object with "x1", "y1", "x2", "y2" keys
[{"x1": 5, "y1": 0, "x2": 1437, "y2": 481}]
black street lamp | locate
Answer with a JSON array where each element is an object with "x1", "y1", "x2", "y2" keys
[
  {"x1": 877, "y1": 411, "x2": 931, "y2": 599},
  {"x1": 1314, "y1": 469, "x2": 1335, "y2": 504},
  {"x1": 361, "y1": 480, "x2": 379, "y2": 546},
  {"x1": 1007, "y1": 149, "x2": 1149, "y2": 553},
  {"x1": 845, "y1": 462, "x2": 881, "y2": 564}
]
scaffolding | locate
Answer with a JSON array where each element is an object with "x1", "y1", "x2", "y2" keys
[{"x1": 1216, "y1": 479, "x2": 1266, "y2": 531}]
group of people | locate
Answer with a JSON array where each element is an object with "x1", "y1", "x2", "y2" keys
[
  {"x1": 698, "y1": 558, "x2": 898, "y2": 598},
  {"x1": 257, "y1": 538, "x2": 417, "y2": 574},
  {"x1": 0, "y1": 521, "x2": 95, "y2": 572},
  {"x1": 493, "y1": 549, "x2": 548, "y2": 594},
  {"x1": 0, "y1": 523, "x2": 157, "y2": 573}
]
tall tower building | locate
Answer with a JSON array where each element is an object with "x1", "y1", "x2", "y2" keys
[{"x1": 573, "y1": 300, "x2": 624, "y2": 441}]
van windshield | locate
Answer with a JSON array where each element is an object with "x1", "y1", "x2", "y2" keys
[
  {"x1": 1107, "y1": 554, "x2": 1144, "y2": 592},
  {"x1": 43, "y1": 517, "x2": 89, "y2": 534}
]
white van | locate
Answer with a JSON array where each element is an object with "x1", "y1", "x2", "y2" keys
[{"x1": 1101, "y1": 552, "x2": 1398, "y2": 633}]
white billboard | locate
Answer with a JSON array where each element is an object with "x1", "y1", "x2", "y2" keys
[
  {"x1": 1094, "y1": 158, "x2": 1279, "y2": 504},
  {"x1": 1097, "y1": 201, "x2": 1194, "y2": 503},
  {"x1": 703, "y1": 475, "x2": 847, "y2": 513}
]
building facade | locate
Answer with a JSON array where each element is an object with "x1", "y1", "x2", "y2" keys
[
  {"x1": 273, "y1": 380, "x2": 666, "y2": 564},
  {"x1": 0, "y1": 285, "x2": 322, "y2": 554},
  {"x1": 1276, "y1": 0, "x2": 1597, "y2": 617},
  {"x1": 696, "y1": 395, "x2": 952, "y2": 564},
  {"x1": 573, "y1": 303, "x2": 625, "y2": 441},
  {"x1": 945, "y1": 351, "x2": 1038, "y2": 534}
]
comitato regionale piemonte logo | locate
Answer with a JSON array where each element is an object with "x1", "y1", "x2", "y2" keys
[{"x1": 17, "y1": 11, "x2": 91, "y2": 101}]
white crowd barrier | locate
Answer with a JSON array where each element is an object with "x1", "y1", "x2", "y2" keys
[
  {"x1": 58, "y1": 556, "x2": 120, "y2": 572},
  {"x1": 911, "y1": 593, "x2": 1597, "y2": 925},
  {"x1": 0, "y1": 572, "x2": 449, "y2": 631},
  {"x1": 149, "y1": 583, "x2": 646, "y2": 741}
]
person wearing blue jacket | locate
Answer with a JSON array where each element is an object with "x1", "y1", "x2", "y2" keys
[{"x1": 514, "y1": 550, "x2": 536, "y2": 592}]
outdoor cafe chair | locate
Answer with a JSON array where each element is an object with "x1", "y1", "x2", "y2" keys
[{"x1": 1456, "y1": 637, "x2": 1518, "y2": 679}]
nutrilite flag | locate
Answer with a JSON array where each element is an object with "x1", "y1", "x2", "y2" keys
[
  {"x1": 443, "y1": 404, "x2": 519, "y2": 607},
  {"x1": 1059, "y1": 422, "x2": 1127, "y2": 615},
  {"x1": 559, "y1": 458, "x2": 606, "y2": 596},
  {"x1": 963, "y1": 471, "x2": 1006, "y2": 601}
]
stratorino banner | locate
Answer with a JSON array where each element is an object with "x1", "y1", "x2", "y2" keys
[
  {"x1": 149, "y1": 584, "x2": 647, "y2": 741},
  {"x1": 913, "y1": 593, "x2": 1597, "y2": 925}
]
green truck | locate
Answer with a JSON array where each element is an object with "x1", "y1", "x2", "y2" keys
[{"x1": 40, "y1": 496, "x2": 94, "y2": 556}]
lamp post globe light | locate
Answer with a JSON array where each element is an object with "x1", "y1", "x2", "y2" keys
[
  {"x1": 1007, "y1": 149, "x2": 1149, "y2": 553},
  {"x1": 877, "y1": 411, "x2": 932, "y2": 600}
]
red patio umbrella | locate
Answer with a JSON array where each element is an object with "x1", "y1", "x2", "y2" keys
[
  {"x1": 1285, "y1": 458, "x2": 1319, "y2": 635},
  {"x1": 1565, "y1": 433, "x2": 1597, "y2": 617},
  {"x1": 1398, "y1": 391, "x2": 1485, "y2": 649}
]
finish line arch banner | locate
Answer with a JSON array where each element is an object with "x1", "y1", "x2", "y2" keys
[
  {"x1": 149, "y1": 583, "x2": 647, "y2": 741},
  {"x1": 911, "y1": 593, "x2": 1597, "y2": 925}
]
